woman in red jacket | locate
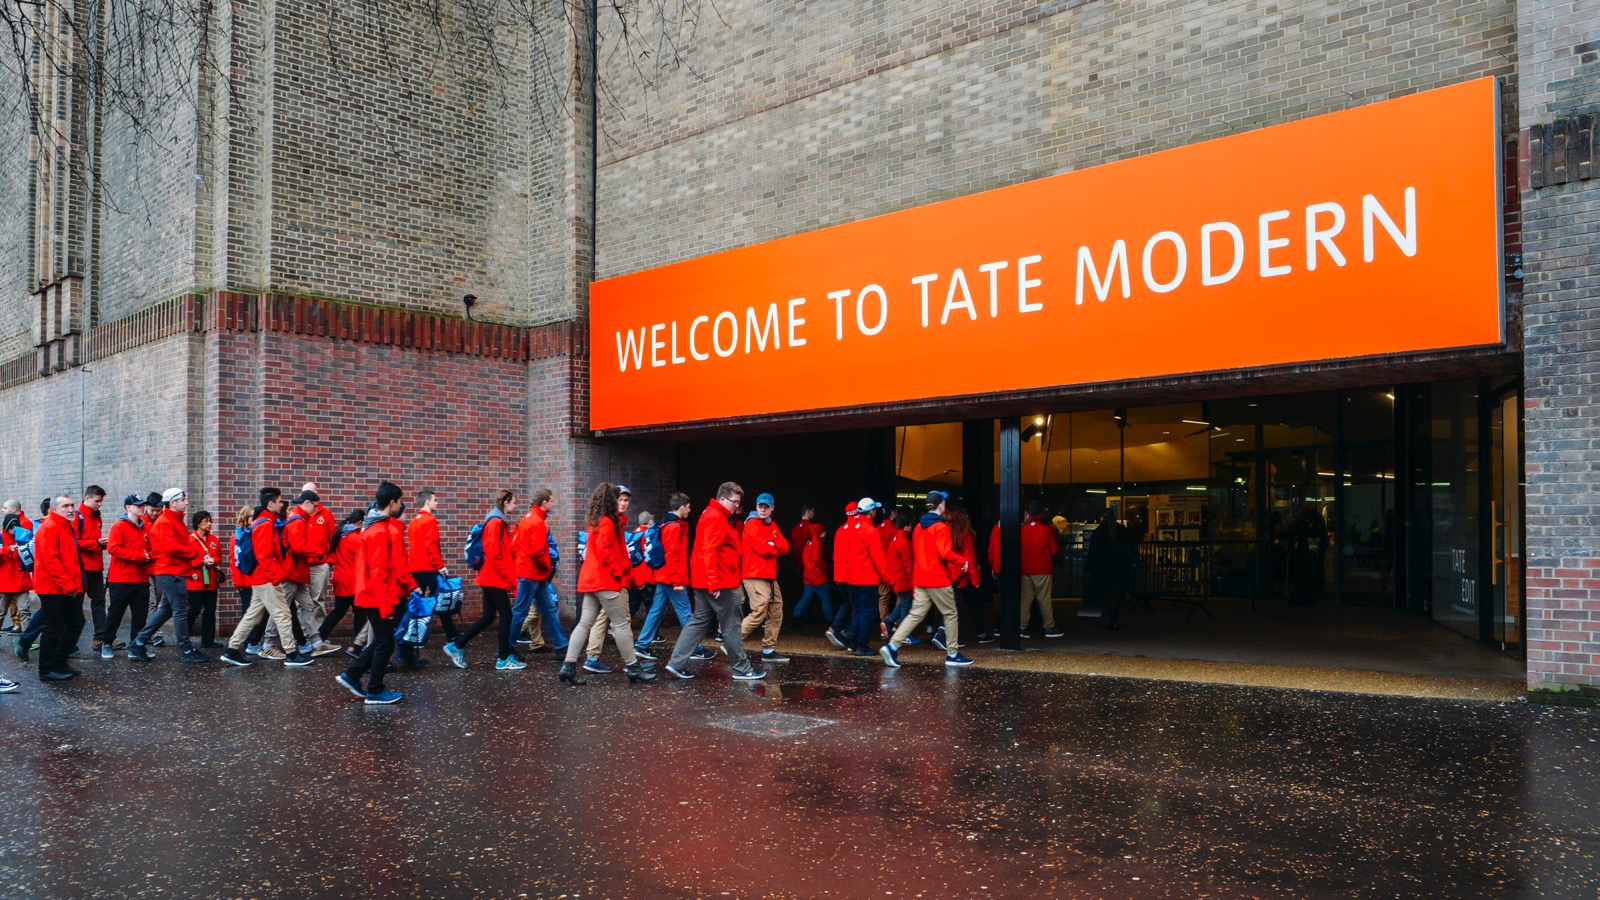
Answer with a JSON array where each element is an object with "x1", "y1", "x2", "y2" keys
[
  {"x1": 444, "y1": 489, "x2": 522, "y2": 671},
  {"x1": 881, "y1": 510, "x2": 917, "y2": 640},
  {"x1": 318, "y1": 509, "x2": 365, "y2": 649},
  {"x1": 184, "y1": 510, "x2": 223, "y2": 648},
  {"x1": 559, "y1": 483, "x2": 655, "y2": 685},
  {"x1": 949, "y1": 504, "x2": 989, "y2": 643}
]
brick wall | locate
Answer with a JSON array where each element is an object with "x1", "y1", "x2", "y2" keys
[
  {"x1": 1519, "y1": 0, "x2": 1600, "y2": 693},
  {"x1": 0, "y1": 93, "x2": 29, "y2": 360}
]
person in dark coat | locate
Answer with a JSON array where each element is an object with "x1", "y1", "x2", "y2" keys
[{"x1": 1084, "y1": 511, "x2": 1134, "y2": 630}]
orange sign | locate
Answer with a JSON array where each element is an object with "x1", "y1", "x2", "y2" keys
[{"x1": 590, "y1": 78, "x2": 1503, "y2": 432}]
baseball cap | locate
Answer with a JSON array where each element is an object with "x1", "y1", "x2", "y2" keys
[
  {"x1": 925, "y1": 490, "x2": 949, "y2": 506},
  {"x1": 122, "y1": 493, "x2": 144, "y2": 507},
  {"x1": 161, "y1": 488, "x2": 186, "y2": 504},
  {"x1": 844, "y1": 501, "x2": 859, "y2": 516},
  {"x1": 616, "y1": 484, "x2": 632, "y2": 496},
  {"x1": 294, "y1": 489, "x2": 320, "y2": 504},
  {"x1": 756, "y1": 492, "x2": 775, "y2": 507},
  {"x1": 856, "y1": 497, "x2": 880, "y2": 513}
]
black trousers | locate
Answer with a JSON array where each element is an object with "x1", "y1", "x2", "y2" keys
[
  {"x1": 78, "y1": 571, "x2": 106, "y2": 644},
  {"x1": 345, "y1": 609, "x2": 397, "y2": 693},
  {"x1": 959, "y1": 585, "x2": 987, "y2": 638},
  {"x1": 38, "y1": 593, "x2": 84, "y2": 677},
  {"x1": 100, "y1": 582, "x2": 150, "y2": 645},
  {"x1": 319, "y1": 595, "x2": 355, "y2": 640},
  {"x1": 186, "y1": 589, "x2": 218, "y2": 646},
  {"x1": 455, "y1": 587, "x2": 512, "y2": 659}
]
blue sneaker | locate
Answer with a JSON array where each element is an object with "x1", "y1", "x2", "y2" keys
[
  {"x1": 690, "y1": 647, "x2": 717, "y2": 661},
  {"x1": 582, "y1": 658, "x2": 612, "y2": 674},
  {"x1": 944, "y1": 653, "x2": 975, "y2": 667},
  {"x1": 879, "y1": 643, "x2": 900, "y2": 668},
  {"x1": 932, "y1": 627, "x2": 947, "y2": 651},
  {"x1": 824, "y1": 630, "x2": 846, "y2": 650},
  {"x1": 364, "y1": 689, "x2": 402, "y2": 705},
  {"x1": 495, "y1": 656, "x2": 527, "y2": 671},
  {"x1": 903, "y1": 635, "x2": 921, "y2": 646},
  {"x1": 245, "y1": 642, "x2": 263, "y2": 656},
  {"x1": 335, "y1": 673, "x2": 367, "y2": 699},
  {"x1": 443, "y1": 641, "x2": 466, "y2": 669}
]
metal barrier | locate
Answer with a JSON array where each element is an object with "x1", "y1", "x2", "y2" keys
[{"x1": 1134, "y1": 541, "x2": 1214, "y2": 619}]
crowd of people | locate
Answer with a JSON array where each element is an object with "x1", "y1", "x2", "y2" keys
[{"x1": 1, "y1": 477, "x2": 1135, "y2": 702}]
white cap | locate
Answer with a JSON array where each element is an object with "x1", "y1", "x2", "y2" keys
[
  {"x1": 161, "y1": 488, "x2": 186, "y2": 504},
  {"x1": 856, "y1": 497, "x2": 880, "y2": 513}
]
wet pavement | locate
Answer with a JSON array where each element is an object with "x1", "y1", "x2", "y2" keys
[{"x1": 0, "y1": 649, "x2": 1596, "y2": 898}]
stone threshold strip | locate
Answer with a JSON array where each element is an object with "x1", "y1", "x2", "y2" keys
[{"x1": 0, "y1": 291, "x2": 581, "y2": 392}]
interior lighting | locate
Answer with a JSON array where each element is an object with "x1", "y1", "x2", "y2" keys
[
  {"x1": 1316, "y1": 471, "x2": 1336, "y2": 477},
  {"x1": 1185, "y1": 485, "x2": 1207, "y2": 491},
  {"x1": 1182, "y1": 419, "x2": 1211, "y2": 426},
  {"x1": 1086, "y1": 489, "x2": 1108, "y2": 494}
]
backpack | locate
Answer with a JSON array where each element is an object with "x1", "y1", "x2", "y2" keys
[
  {"x1": 433, "y1": 575, "x2": 465, "y2": 614},
  {"x1": 464, "y1": 514, "x2": 492, "y2": 570},
  {"x1": 547, "y1": 534, "x2": 560, "y2": 573},
  {"x1": 643, "y1": 520, "x2": 666, "y2": 569},
  {"x1": 576, "y1": 530, "x2": 587, "y2": 564},
  {"x1": 624, "y1": 528, "x2": 646, "y2": 567},
  {"x1": 232, "y1": 525, "x2": 257, "y2": 576},
  {"x1": 12, "y1": 525, "x2": 35, "y2": 573}
]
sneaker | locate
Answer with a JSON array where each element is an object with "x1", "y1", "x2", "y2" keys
[
  {"x1": 335, "y1": 673, "x2": 367, "y2": 699},
  {"x1": 221, "y1": 648, "x2": 251, "y2": 667},
  {"x1": 945, "y1": 653, "x2": 975, "y2": 667},
  {"x1": 761, "y1": 650, "x2": 790, "y2": 663},
  {"x1": 690, "y1": 647, "x2": 717, "y2": 661},
  {"x1": 259, "y1": 646, "x2": 286, "y2": 661},
  {"x1": 13, "y1": 638, "x2": 28, "y2": 662},
  {"x1": 364, "y1": 689, "x2": 402, "y2": 705},
  {"x1": 932, "y1": 627, "x2": 947, "y2": 651},
  {"x1": 100, "y1": 644, "x2": 114, "y2": 660},
  {"x1": 824, "y1": 629, "x2": 846, "y2": 650},
  {"x1": 977, "y1": 633, "x2": 995, "y2": 644},
  {"x1": 902, "y1": 635, "x2": 921, "y2": 645},
  {"x1": 127, "y1": 643, "x2": 153, "y2": 662},
  {"x1": 879, "y1": 644, "x2": 901, "y2": 668},
  {"x1": 664, "y1": 664, "x2": 694, "y2": 680},
  {"x1": 731, "y1": 668, "x2": 767, "y2": 681},
  {"x1": 1044, "y1": 630, "x2": 1064, "y2": 638},
  {"x1": 633, "y1": 647, "x2": 658, "y2": 661},
  {"x1": 311, "y1": 642, "x2": 343, "y2": 657},
  {"x1": 879, "y1": 622, "x2": 889, "y2": 639},
  {"x1": 297, "y1": 642, "x2": 317, "y2": 656},
  {"x1": 66, "y1": 648, "x2": 81, "y2": 658},
  {"x1": 150, "y1": 634, "x2": 166, "y2": 647},
  {"x1": 283, "y1": 651, "x2": 315, "y2": 667},
  {"x1": 0, "y1": 677, "x2": 17, "y2": 693},
  {"x1": 516, "y1": 639, "x2": 533, "y2": 647},
  {"x1": 245, "y1": 642, "x2": 263, "y2": 656},
  {"x1": 344, "y1": 645, "x2": 364, "y2": 660},
  {"x1": 582, "y1": 658, "x2": 612, "y2": 674},
  {"x1": 851, "y1": 648, "x2": 875, "y2": 657},
  {"x1": 713, "y1": 631, "x2": 724, "y2": 643},
  {"x1": 112, "y1": 640, "x2": 127, "y2": 650},
  {"x1": 495, "y1": 657, "x2": 528, "y2": 671},
  {"x1": 181, "y1": 649, "x2": 210, "y2": 664},
  {"x1": 443, "y1": 642, "x2": 466, "y2": 669}
]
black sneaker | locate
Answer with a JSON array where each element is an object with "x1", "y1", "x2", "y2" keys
[
  {"x1": 150, "y1": 634, "x2": 166, "y2": 647},
  {"x1": 731, "y1": 668, "x2": 767, "y2": 681},
  {"x1": 221, "y1": 648, "x2": 251, "y2": 667},
  {"x1": 633, "y1": 647, "x2": 658, "y2": 661},
  {"x1": 344, "y1": 645, "x2": 363, "y2": 660},
  {"x1": 127, "y1": 643, "x2": 153, "y2": 662},
  {"x1": 760, "y1": 650, "x2": 790, "y2": 663},
  {"x1": 181, "y1": 649, "x2": 210, "y2": 664},
  {"x1": 283, "y1": 651, "x2": 315, "y2": 667}
]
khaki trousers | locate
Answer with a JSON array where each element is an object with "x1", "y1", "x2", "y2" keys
[
  {"x1": 878, "y1": 583, "x2": 893, "y2": 618},
  {"x1": 739, "y1": 578, "x2": 784, "y2": 650},
  {"x1": 227, "y1": 581, "x2": 299, "y2": 652},
  {"x1": 891, "y1": 586, "x2": 959, "y2": 648},
  {"x1": 1020, "y1": 574, "x2": 1056, "y2": 630},
  {"x1": 522, "y1": 605, "x2": 546, "y2": 649},
  {"x1": 566, "y1": 591, "x2": 638, "y2": 667},
  {"x1": 265, "y1": 579, "x2": 322, "y2": 649},
  {"x1": 307, "y1": 563, "x2": 331, "y2": 615},
  {"x1": 1, "y1": 592, "x2": 25, "y2": 628}
]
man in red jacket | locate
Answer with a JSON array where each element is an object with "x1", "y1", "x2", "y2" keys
[
  {"x1": 75, "y1": 485, "x2": 108, "y2": 652},
  {"x1": 633, "y1": 492, "x2": 711, "y2": 660},
  {"x1": 299, "y1": 481, "x2": 338, "y2": 630},
  {"x1": 835, "y1": 497, "x2": 891, "y2": 656},
  {"x1": 336, "y1": 481, "x2": 413, "y2": 704},
  {"x1": 132, "y1": 489, "x2": 210, "y2": 663},
  {"x1": 510, "y1": 488, "x2": 567, "y2": 654},
  {"x1": 789, "y1": 505, "x2": 831, "y2": 625},
  {"x1": 97, "y1": 494, "x2": 153, "y2": 658},
  {"x1": 268, "y1": 489, "x2": 340, "y2": 658},
  {"x1": 406, "y1": 489, "x2": 452, "y2": 656},
  {"x1": 1021, "y1": 499, "x2": 1063, "y2": 637},
  {"x1": 221, "y1": 488, "x2": 315, "y2": 667},
  {"x1": 738, "y1": 492, "x2": 791, "y2": 664},
  {"x1": 33, "y1": 495, "x2": 85, "y2": 682},
  {"x1": 881, "y1": 491, "x2": 975, "y2": 669},
  {"x1": 664, "y1": 482, "x2": 764, "y2": 681}
]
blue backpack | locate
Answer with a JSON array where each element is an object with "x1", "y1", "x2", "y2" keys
[
  {"x1": 547, "y1": 535, "x2": 560, "y2": 575},
  {"x1": 576, "y1": 530, "x2": 587, "y2": 564},
  {"x1": 643, "y1": 521, "x2": 666, "y2": 569},
  {"x1": 624, "y1": 529, "x2": 646, "y2": 567},
  {"x1": 232, "y1": 525, "x2": 257, "y2": 576},
  {"x1": 464, "y1": 515, "x2": 491, "y2": 569},
  {"x1": 12, "y1": 525, "x2": 35, "y2": 573}
]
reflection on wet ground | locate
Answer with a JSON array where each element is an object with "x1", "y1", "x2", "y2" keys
[{"x1": 0, "y1": 652, "x2": 1595, "y2": 898}]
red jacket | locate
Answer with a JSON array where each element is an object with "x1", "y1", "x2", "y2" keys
[
  {"x1": 308, "y1": 503, "x2": 336, "y2": 565},
  {"x1": 281, "y1": 508, "x2": 319, "y2": 583},
  {"x1": 577, "y1": 518, "x2": 631, "y2": 592},
  {"x1": 654, "y1": 516, "x2": 690, "y2": 587},
  {"x1": 913, "y1": 516, "x2": 966, "y2": 588},
  {"x1": 149, "y1": 508, "x2": 203, "y2": 577},
  {"x1": 330, "y1": 525, "x2": 362, "y2": 597},
  {"x1": 355, "y1": 514, "x2": 413, "y2": 616},
  {"x1": 33, "y1": 510, "x2": 83, "y2": 595},
  {"x1": 690, "y1": 501, "x2": 741, "y2": 591},
  {"x1": 987, "y1": 518, "x2": 1061, "y2": 575},
  {"x1": 790, "y1": 521, "x2": 828, "y2": 586},
  {"x1": 512, "y1": 507, "x2": 553, "y2": 582},
  {"x1": 740, "y1": 516, "x2": 789, "y2": 580},
  {"x1": 953, "y1": 529, "x2": 980, "y2": 588},
  {"x1": 833, "y1": 516, "x2": 889, "y2": 586},
  {"x1": 407, "y1": 510, "x2": 444, "y2": 574},
  {"x1": 0, "y1": 518, "x2": 32, "y2": 594},
  {"x1": 474, "y1": 512, "x2": 516, "y2": 590},
  {"x1": 878, "y1": 518, "x2": 897, "y2": 551},
  {"x1": 239, "y1": 510, "x2": 285, "y2": 587},
  {"x1": 186, "y1": 531, "x2": 222, "y2": 591},
  {"x1": 76, "y1": 502, "x2": 104, "y2": 574},
  {"x1": 630, "y1": 526, "x2": 655, "y2": 587},
  {"x1": 887, "y1": 528, "x2": 913, "y2": 592},
  {"x1": 106, "y1": 515, "x2": 153, "y2": 584}
]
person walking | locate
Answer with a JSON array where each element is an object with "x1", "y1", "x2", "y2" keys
[
  {"x1": 633, "y1": 493, "x2": 713, "y2": 661},
  {"x1": 558, "y1": 483, "x2": 655, "y2": 685},
  {"x1": 663, "y1": 482, "x2": 765, "y2": 681},
  {"x1": 269, "y1": 489, "x2": 340, "y2": 657},
  {"x1": 824, "y1": 501, "x2": 860, "y2": 649},
  {"x1": 336, "y1": 482, "x2": 412, "y2": 704},
  {"x1": 948, "y1": 504, "x2": 989, "y2": 644},
  {"x1": 318, "y1": 509, "x2": 365, "y2": 649},
  {"x1": 184, "y1": 510, "x2": 222, "y2": 648},
  {"x1": 220, "y1": 489, "x2": 314, "y2": 667},
  {"x1": 1085, "y1": 510, "x2": 1135, "y2": 631},
  {"x1": 12, "y1": 499, "x2": 55, "y2": 660},
  {"x1": 788, "y1": 505, "x2": 831, "y2": 625},
  {"x1": 75, "y1": 486, "x2": 108, "y2": 654},
  {"x1": 224, "y1": 506, "x2": 261, "y2": 654},
  {"x1": 834, "y1": 498, "x2": 890, "y2": 657},
  {"x1": 580, "y1": 484, "x2": 632, "y2": 674},
  {"x1": 133, "y1": 489, "x2": 209, "y2": 663},
  {"x1": 880, "y1": 491, "x2": 975, "y2": 669},
  {"x1": 1, "y1": 500, "x2": 33, "y2": 638},
  {"x1": 990, "y1": 500, "x2": 1064, "y2": 638},
  {"x1": 443, "y1": 489, "x2": 522, "y2": 670},
  {"x1": 405, "y1": 490, "x2": 449, "y2": 659},
  {"x1": 99, "y1": 496, "x2": 154, "y2": 659},
  {"x1": 511, "y1": 488, "x2": 568, "y2": 656},
  {"x1": 881, "y1": 509, "x2": 915, "y2": 638},
  {"x1": 299, "y1": 483, "x2": 338, "y2": 637},
  {"x1": 738, "y1": 492, "x2": 790, "y2": 665},
  {"x1": 33, "y1": 496, "x2": 85, "y2": 682}
]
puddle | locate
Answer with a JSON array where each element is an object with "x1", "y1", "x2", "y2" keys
[{"x1": 748, "y1": 681, "x2": 879, "y2": 703}]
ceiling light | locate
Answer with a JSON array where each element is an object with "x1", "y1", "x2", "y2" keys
[{"x1": 1182, "y1": 419, "x2": 1211, "y2": 426}]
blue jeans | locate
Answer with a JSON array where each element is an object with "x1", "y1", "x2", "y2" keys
[
  {"x1": 636, "y1": 583, "x2": 693, "y2": 649},
  {"x1": 884, "y1": 590, "x2": 913, "y2": 628},
  {"x1": 137, "y1": 575, "x2": 193, "y2": 650},
  {"x1": 847, "y1": 584, "x2": 880, "y2": 651},
  {"x1": 792, "y1": 583, "x2": 833, "y2": 622},
  {"x1": 516, "y1": 578, "x2": 568, "y2": 651}
]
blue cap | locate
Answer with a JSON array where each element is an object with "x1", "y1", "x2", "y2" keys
[
  {"x1": 925, "y1": 490, "x2": 949, "y2": 505},
  {"x1": 122, "y1": 494, "x2": 144, "y2": 507},
  {"x1": 856, "y1": 497, "x2": 880, "y2": 513},
  {"x1": 756, "y1": 492, "x2": 775, "y2": 507}
]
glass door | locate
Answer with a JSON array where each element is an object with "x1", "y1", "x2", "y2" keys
[{"x1": 1487, "y1": 387, "x2": 1522, "y2": 653}]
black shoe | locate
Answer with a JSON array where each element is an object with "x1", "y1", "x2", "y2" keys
[
  {"x1": 851, "y1": 648, "x2": 875, "y2": 657},
  {"x1": 624, "y1": 663, "x2": 657, "y2": 683},
  {"x1": 760, "y1": 650, "x2": 790, "y2": 663},
  {"x1": 395, "y1": 658, "x2": 430, "y2": 671},
  {"x1": 41, "y1": 671, "x2": 74, "y2": 682},
  {"x1": 221, "y1": 648, "x2": 252, "y2": 667},
  {"x1": 558, "y1": 661, "x2": 586, "y2": 685},
  {"x1": 344, "y1": 645, "x2": 363, "y2": 660},
  {"x1": 181, "y1": 649, "x2": 210, "y2": 664},
  {"x1": 283, "y1": 651, "x2": 315, "y2": 667},
  {"x1": 127, "y1": 643, "x2": 153, "y2": 662}
]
